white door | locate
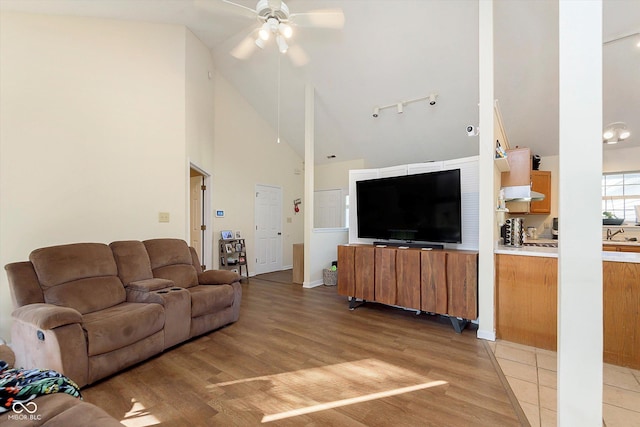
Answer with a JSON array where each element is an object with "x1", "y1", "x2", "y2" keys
[{"x1": 255, "y1": 184, "x2": 283, "y2": 274}]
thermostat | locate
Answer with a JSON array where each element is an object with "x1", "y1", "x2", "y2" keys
[{"x1": 215, "y1": 210, "x2": 225, "y2": 218}]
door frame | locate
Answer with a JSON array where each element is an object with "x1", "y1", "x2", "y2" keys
[
  {"x1": 189, "y1": 162, "x2": 212, "y2": 269},
  {"x1": 254, "y1": 183, "x2": 283, "y2": 275}
]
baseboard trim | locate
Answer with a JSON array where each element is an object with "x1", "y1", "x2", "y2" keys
[
  {"x1": 477, "y1": 329, "x2": 496, "y2": 341},
  {"x1": 303, "y1": 279, "x2": 324, "y2": 288}
]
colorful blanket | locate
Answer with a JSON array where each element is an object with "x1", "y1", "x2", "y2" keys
[{"x1": 0, "y1": 359, "x2": 82, "y2": 413}]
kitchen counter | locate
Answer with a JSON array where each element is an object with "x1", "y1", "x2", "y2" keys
[{"x1": 495, "y1": 243, "x2": 640, "y2": 263}]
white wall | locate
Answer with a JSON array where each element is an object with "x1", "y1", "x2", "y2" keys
[
  {"x1": 0, "y1": 12, "x2": 192, "y2": 341},
  {"x1": 185, "y1": 29, "x2": 216, "y2": 267},
  {"x1": 307, "y1": 229, "x2": 348, "y2": 287},
  {"x1": 315, "y1": 159, "x2": 365, "y2": 191},
  {"x1": 211, "y1": 72, "x2": 304, "y2": 273},
  {"x1": 603, "y1": 146, "x2": 640, "y2": 173}
]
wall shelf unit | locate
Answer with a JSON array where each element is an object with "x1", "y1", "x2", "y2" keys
[{"x1": 219, "y1": 238, "x2": 249, "y2": 280}]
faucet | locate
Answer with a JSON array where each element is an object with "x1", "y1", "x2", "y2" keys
[{"x1": 606, "y1": 228, "x2": 625, "y2": 240}]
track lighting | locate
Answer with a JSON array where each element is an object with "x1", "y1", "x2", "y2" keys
[{"x1": 371, "y1": 92, "x2": 439, "y2": 117}]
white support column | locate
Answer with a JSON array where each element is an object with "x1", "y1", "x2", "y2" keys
[
  {"x1": 303, "y1": 84, "x2": 315, "y2": 286},
  {"x1": 558, "y1": 1, "x2": 603, "y2": 425},
  {"x1": 477, "y1": 0, "x2": 496, "y2": 341}
]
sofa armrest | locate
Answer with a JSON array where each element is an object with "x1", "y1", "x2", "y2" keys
[
  {"x1": 12, "y1": 303, "x2": 82, "y2": 330},
  {"x1": 198, "y1": 270, "x2": 241, "y2": 285},
  {"x1": 127, "y1": 278, "x2": 174, "y2": 292}
]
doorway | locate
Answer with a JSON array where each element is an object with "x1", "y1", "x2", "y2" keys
[
  {"x1": 189, "y1": 165, "x2": 210, "y2": 269},
  {"x1": 254, "y1": 184, "x2": 283, "y2": 275}
]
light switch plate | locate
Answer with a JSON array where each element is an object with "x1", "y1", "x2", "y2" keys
[{"x1": 159, "y1": 212, "x2": 170, "y2": 223}]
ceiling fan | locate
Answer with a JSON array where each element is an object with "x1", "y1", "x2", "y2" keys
[{"x1": 197, "y1": 0, "x2": 345, "y2": 66}]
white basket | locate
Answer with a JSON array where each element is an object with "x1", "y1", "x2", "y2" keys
[{"x1": 323, "y1": 269, "x2": 337, "y2": 286}]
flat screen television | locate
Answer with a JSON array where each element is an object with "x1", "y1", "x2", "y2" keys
[{"x1": 356, "y1": 169, "x2": 462, "y2": 244}]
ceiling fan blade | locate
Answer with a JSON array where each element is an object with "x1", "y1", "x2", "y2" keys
[
  {"x1": 289, "y1": 9, "x2": 345, "y2": 29},
  {"x1": 194, "y1": 0, "x2": 258, "y2": 20},
  {"x1": 288, "y1": 44, "x2": 309, "y2": 67},
  {"x1": 230, "y1": 33, "x2": 259, "y2": 60}
]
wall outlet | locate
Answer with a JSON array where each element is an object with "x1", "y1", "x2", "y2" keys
[{"x1": 158, "y1": 212, "x2": 170, "y2": 223}]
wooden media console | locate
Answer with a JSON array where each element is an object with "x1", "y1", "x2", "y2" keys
[{"x1": 337, "y1": 244, "x2": 478, "y2": 332}]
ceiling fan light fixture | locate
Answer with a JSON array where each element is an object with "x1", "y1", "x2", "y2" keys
[
  {"x1": 255, "y1": 37, "x2": 265, "y2": 49},
  {"x1": 276, "y1": 34, "x2": 288, "y2": 53},
  {"x1": 259, "y1": 23, "x2": 271, "y2": 41},
  {"x1": 279, "y1": 22, "x2": 293, "y2": 39}
]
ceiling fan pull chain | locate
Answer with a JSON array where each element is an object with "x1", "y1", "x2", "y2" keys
[{"x1": 277, "y1": 53, "x2": 281, "y2": 144}]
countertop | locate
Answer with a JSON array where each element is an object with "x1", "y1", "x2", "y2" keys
[{"x1": 495, "y1": 242, "x2": 640, "y2": 263}]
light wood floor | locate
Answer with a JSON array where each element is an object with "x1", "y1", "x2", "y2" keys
[{"x1": 82, "y1": 274, "x2": 526, "y2": 426}]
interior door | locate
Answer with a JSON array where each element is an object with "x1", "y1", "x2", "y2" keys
[
  {"x1": 190, "y1": 174, "x2": 204, "y2": 264},
  {"x1": 255, "y1": 184, "x2": 283, "y2": 274}
]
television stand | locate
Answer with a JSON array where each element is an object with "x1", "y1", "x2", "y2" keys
[{"x1": 373, "y1": 241, "x2": 444, "y2": 250}]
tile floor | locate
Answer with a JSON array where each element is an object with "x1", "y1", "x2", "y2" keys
[{"x1": 488, "y1": 340, "x2": 640, "y2": 426}]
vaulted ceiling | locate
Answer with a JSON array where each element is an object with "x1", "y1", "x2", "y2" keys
[{"x1": 2, "y1": 0, "x2": 638, "y2": 167}]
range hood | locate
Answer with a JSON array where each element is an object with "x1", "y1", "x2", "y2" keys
[{"x1": 502, "y1": 185, "x2": 546, "y2": 202}]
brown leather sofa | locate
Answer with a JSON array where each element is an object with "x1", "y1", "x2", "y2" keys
[
  {"x1": 5, "y1": 239, "x2": 241, "y2": 388},
  {"x1": 0, "y1": 344, "x2": 123, "y2": 427}
]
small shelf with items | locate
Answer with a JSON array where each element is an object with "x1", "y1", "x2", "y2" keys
[{"x1": 219, "y1": 237, "x2": 249, "y2": 281}]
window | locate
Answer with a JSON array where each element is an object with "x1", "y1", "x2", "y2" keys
[{"x1": 602, "y1": 171, "x2": 640, "y2": 222}]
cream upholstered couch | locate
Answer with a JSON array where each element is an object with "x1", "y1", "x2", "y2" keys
[{"x1": 5, "y1": 238, "x2": 241, "y2": 388}]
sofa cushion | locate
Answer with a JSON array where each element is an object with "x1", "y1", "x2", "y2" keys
[
  {"x1": 82, "y1": 302, "x2": 164, "y2": 357},
  {"x1": 143, "y1": 239, "x2": 192, "y2": 269},
  {"x1": 30, "y1": 244, "x2": 125, "y2": 314},
  {"x1": 110, "y1": 240, "x2": 154, "y2": 285},
  {"x1": 43, "y1": 277, "x2": 126, "y2": 315},
  {"x1": 144, "y1": 239, "x2": 199, "y2": 288},
  {"x1": 189, "y1": 284, "x2": 235, "y2": 318},
  {"x1": 151, "y1": 265, "x2": 198, "y2": 289}
]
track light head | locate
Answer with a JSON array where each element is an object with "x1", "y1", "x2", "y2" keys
[
  {"x1": 372, "y1": 107, "x2": 380, "y2": 118},
  {"x1": 397, "y1": 103, "x2": 403, "y2": 114},
  {"x1": 429, "y1": 93, "x2": 438, "y2": 106}
]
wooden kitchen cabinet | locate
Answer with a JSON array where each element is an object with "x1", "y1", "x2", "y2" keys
[
  {"x1": 496, "y1": 253, "x2": 640, "y2": 369},
  {"x1": 501, "y1": 147, "x2": 552, "y2": 214},
  {"x1": 603, "y1": 261, "x2": 640, "y2": 369},
  {"x1": 529, "y1": 170, "x2": 551, "y2": 214},
  {"x1": 495, "y1": 254, "x2": 558, "y2": 350},
  {"x1": 603, "y1": 244, "x2": 640, "y2": 253},
  {"x1": 501, "y1": 148, "x2": 531, "y2": 187}
]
